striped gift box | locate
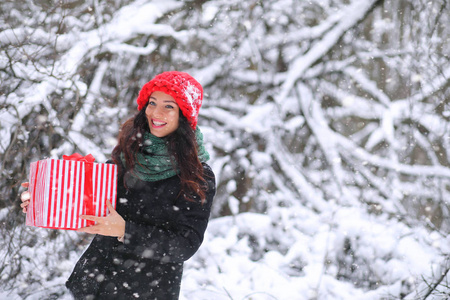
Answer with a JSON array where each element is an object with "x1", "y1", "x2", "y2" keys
[{"x1": 26, "y1": 154, "x2": 117, "y2": 230}]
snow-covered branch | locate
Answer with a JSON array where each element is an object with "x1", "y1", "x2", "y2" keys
[{"x1": 278, "y1": 0, "x2": 381, "y2": 103}]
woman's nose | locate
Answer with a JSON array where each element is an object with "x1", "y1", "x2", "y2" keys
[
  {"x1": 152, "y1": 106, "x2": 164, "y2": 118},
  {"x1": 153, "y1": 106, "x2": 164, "y2": 120}
]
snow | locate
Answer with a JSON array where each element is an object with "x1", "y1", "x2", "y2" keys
[
  {"x1": 178, "y1": 204, "x2": 447, "y2": 299},
  {"x1": 1, "y1": 0, "x2": 450, "y2": 299},
  {"x1": 278, "y1": 0, "x2": 381, "y2": 103}
]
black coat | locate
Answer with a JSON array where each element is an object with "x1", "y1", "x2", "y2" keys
[{"x1": 66, "y1": 163, "x2": 216, "y2": 299}]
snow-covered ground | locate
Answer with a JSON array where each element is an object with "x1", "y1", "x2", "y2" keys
[{"x1": 1, "y1": 200, "x2": 449, "y2": 299}]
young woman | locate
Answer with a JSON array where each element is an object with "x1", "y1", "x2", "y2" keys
[{"x1": 20, "y1": 71, "x2": 216, "y2": 299}]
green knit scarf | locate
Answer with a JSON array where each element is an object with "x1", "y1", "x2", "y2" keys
[{"x1": 122, "y1": 127, "x2": 210, "y2": 182}]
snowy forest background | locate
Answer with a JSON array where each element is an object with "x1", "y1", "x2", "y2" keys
[{"x1": 1, "y1": 0, "x2": 449, "y2": 299}]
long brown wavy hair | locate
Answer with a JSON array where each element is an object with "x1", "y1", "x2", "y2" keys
[{"x1": 111, "y1": 103, "x2": 208, "y2": 203}]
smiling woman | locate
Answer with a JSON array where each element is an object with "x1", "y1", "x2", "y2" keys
[{"x1": 19, "y1": 71, "x2": 213, "y2": 299}]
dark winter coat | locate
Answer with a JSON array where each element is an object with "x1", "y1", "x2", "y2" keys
[{"x1": 66, "y1": 163, "x2": 216, "y2": 299}]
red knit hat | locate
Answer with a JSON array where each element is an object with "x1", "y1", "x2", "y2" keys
[{"x1": 136, "y1": 71, "x2": 203, "y2": 130}]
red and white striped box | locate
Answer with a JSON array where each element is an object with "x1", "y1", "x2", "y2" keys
[{"x1": 26, "y1": 153, "x2": 117, "y2": 230}]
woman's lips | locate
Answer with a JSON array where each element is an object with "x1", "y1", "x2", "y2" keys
[{"x1": 152, "y1": 119, "x2": 166, "y2": 128}]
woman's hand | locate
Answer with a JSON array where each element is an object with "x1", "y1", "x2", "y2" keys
[
  {"x1": 20, "y1": 182, "x2": 31, "y2": 213},
  {"x1": 77, "y1": 200, "x2": 125, "y2": 238}
]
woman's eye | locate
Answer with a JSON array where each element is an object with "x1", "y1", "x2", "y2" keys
[
  {"x1": 148, "y1": 101, "x2": 156, "y2": 106},
  {"x1": 165, "y1": 105, "x2": 174, "y2": 109}
]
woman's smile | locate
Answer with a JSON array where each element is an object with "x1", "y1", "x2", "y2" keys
[{"x1": 151, "y1": 119, "x2": 167, "y2": 127}]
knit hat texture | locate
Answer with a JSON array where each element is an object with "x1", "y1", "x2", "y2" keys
[{"x1": 137, "y1": 71, "x2": 203, "y2": 129}]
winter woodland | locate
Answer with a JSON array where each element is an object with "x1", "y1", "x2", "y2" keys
[{"x1": 1, "y1": 0, "x2": 449, "y2": 299}]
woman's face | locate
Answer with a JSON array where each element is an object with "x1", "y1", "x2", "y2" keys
[{"x1": 145, "y1": 91, "x2": 180, "y2": 137}]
